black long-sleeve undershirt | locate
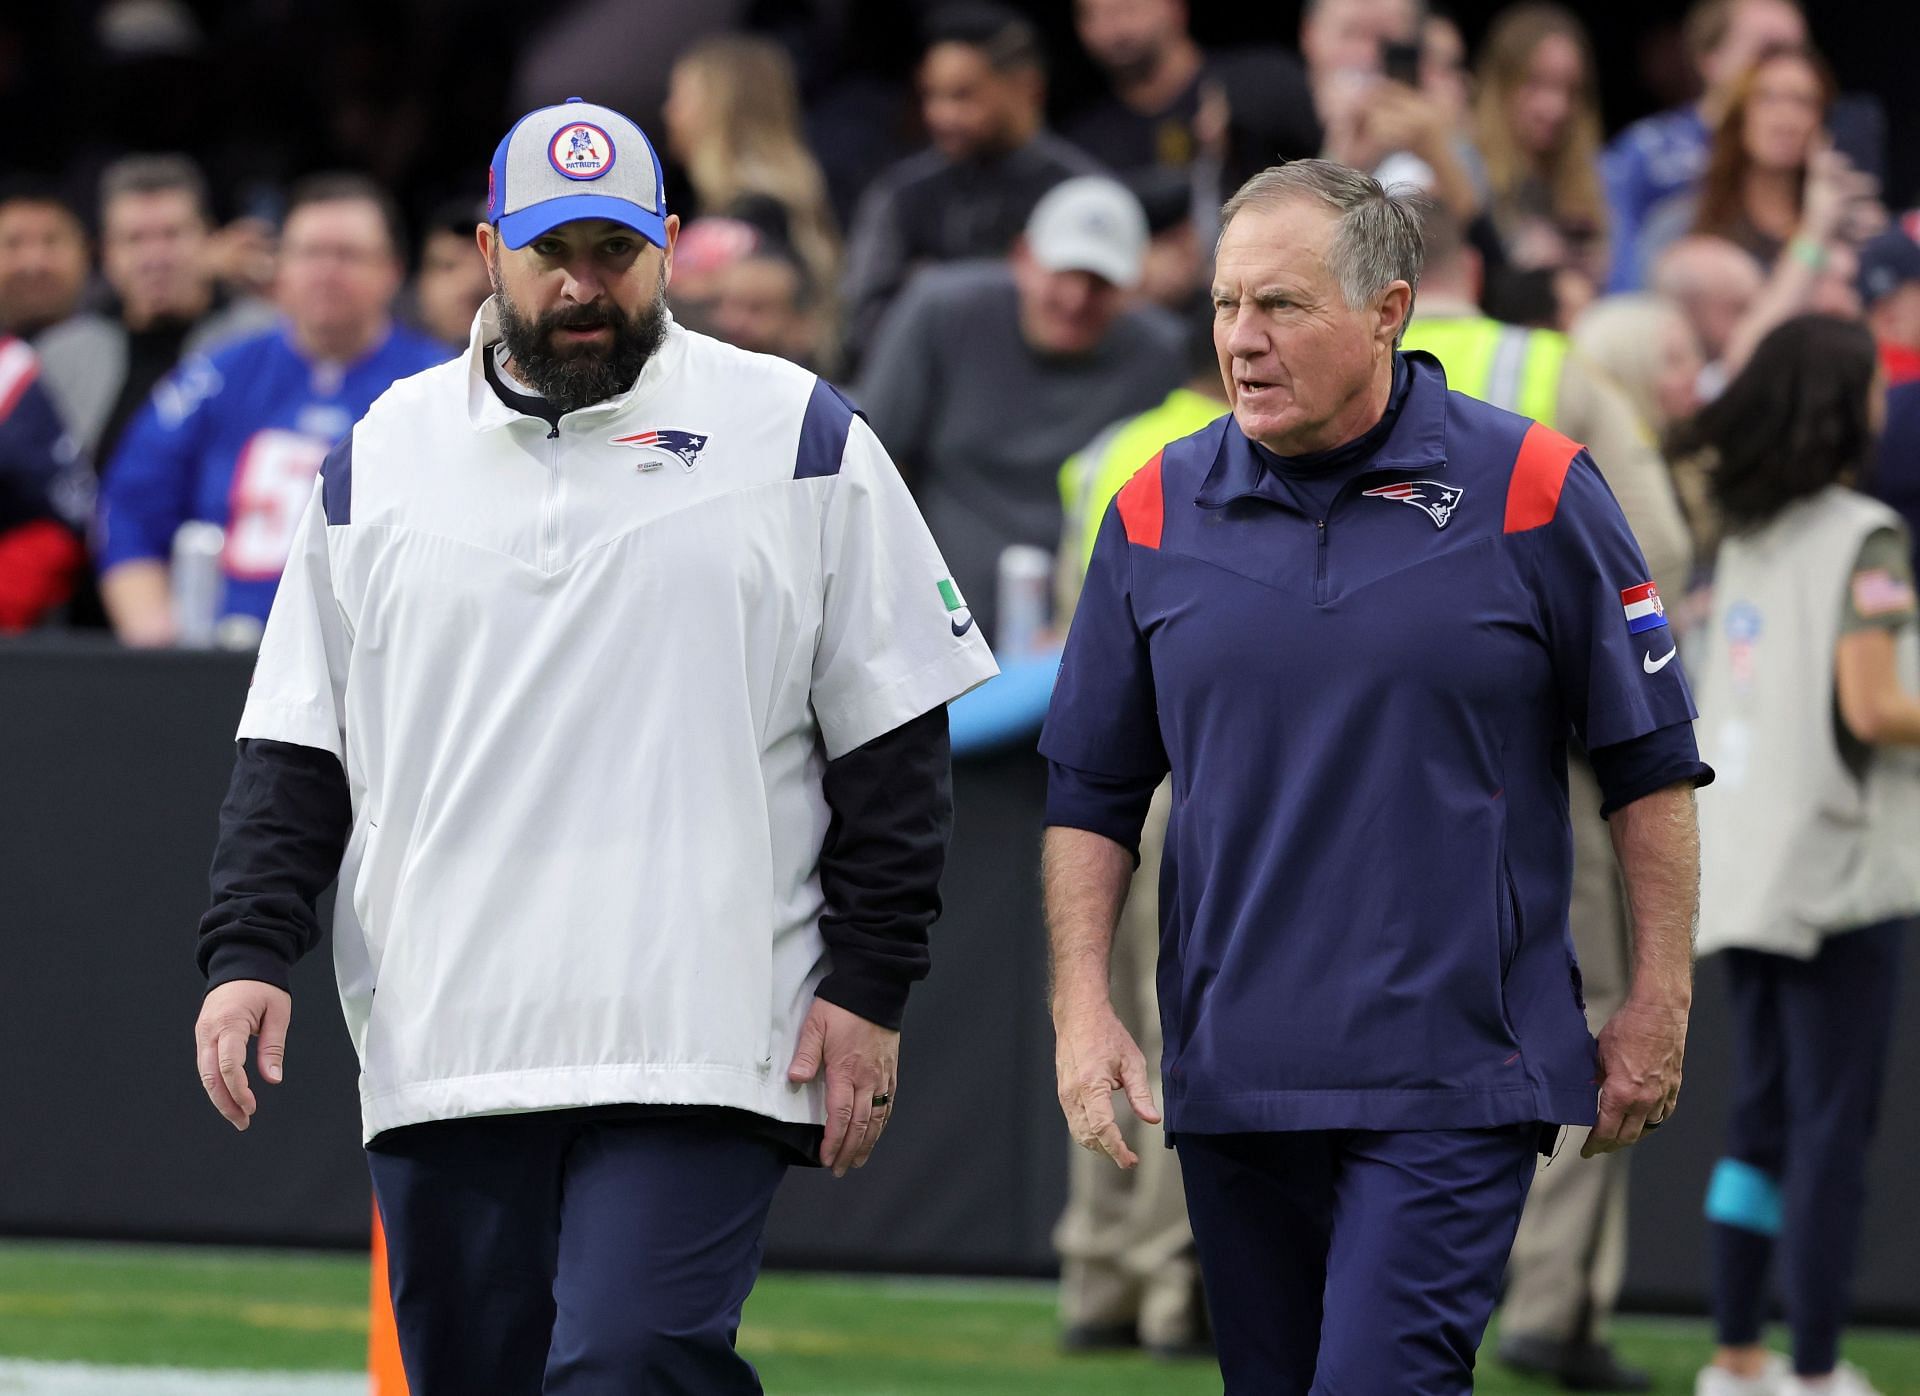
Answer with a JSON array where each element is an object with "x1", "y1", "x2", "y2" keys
[
  {"x1": 812, "y1": 706, "x2": 952, "y2": 1029},
  {"x1": 198, "y1": 739, "x2": 351, "y2": 990}
]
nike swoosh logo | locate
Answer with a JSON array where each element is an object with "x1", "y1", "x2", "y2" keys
[
  {"x1": 1644, "y1": 646, "x2": 1677, "y2": 674},
  {"x1": 951, "y1": 615, "x2": 975, "y2": 637}
]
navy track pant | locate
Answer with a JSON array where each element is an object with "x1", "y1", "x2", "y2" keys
[
  {"x1": 367, "y1": 1108, "x2": 788, "y2": 1395},
  {"x1": 1707, "y1": 919, "x2": 1906, "y2": 1376},
  {"x1": 1176, "y1": 1125, "x2": 1543, "y2": 1394}
]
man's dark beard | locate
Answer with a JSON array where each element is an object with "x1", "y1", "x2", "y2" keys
[{"x1": 493, "y1": 276, "x2": 668, "y2": 415}]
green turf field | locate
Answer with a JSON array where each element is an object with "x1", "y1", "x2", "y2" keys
[{"x1": 1, "y1": 1242, "x2": 1918, "y2": 1393}]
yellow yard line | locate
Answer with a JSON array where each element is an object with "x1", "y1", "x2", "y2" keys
[{"x1": 0, "y1": 1292, "x2": 366, "y2": 1334}]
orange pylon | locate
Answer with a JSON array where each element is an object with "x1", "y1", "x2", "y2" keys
[{"x1": 370, "y1": 1202, "x2": 410, "y2": 1394}]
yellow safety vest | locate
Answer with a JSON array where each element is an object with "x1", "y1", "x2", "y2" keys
[
  {"x1": 1059, "y1": 387, "x2": 1226, "y2": 579},
  {"x1": 1399, "y1": 315, "x2": 1568, "y2": 431}
]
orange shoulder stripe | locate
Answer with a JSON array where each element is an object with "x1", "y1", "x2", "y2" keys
[
  {"x1": 1115, "y1": 451, "x2": 1165, "y2": 549},
  {"x1": 1503, "y1": 422, "x2": 1583, "y2": 533}
]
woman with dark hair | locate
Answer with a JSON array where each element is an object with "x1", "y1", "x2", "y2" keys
[{"x1": 1684, "y1": 316, "x2": 1920, "y2": 1396}]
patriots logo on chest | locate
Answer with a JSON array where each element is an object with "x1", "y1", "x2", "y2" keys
[
  {"x1": 610, "y1": 429, "x2": 710, "y2": 472},
  {"x1": 1361, "y1": 479, "x2": 1464, "y2": 529}
]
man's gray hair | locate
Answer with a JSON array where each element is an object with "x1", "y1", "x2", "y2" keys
[{"x1": 1218, "y1": 160, "x2": 1427, "y2": 345}]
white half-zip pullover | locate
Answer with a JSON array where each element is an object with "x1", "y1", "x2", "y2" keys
[{"x1": 238, "y1": 300, "x2": 997, "y2": 1141}]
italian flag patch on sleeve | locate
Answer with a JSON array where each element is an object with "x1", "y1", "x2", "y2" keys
[{"x1": 939, "y1": 579, "x2": 975, "y2": 636}]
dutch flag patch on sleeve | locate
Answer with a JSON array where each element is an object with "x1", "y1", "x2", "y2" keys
[{"x1": 1620, "y1": 582, "x2": 1668, "y2": 634}]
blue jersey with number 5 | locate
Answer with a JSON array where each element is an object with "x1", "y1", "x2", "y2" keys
[{"x1": 98, "y1": 321, "x2": 448, "y2": 623}]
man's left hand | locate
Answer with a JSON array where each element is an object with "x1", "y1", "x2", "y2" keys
[
  {"x1": 787, "y1": 999, "x2": 900, "y2": 1177},
  {"x1": 1583, "y1": 998, "x2": 1688, "y2": 1157}
]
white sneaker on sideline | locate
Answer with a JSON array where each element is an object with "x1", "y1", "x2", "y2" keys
[
  {"x1": 1782, "y1": 1362, "x2": 1885, "y2": 1396},
  {"x1": 1697, "y1": 1355, "x2": 1790, "y2": 1396}
]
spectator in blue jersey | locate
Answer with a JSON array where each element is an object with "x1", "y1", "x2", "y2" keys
[
  {"x1": 838, "y1": 4, "x2": 1102, "y2": 369},
  {"x1": 0, "y1": 335, "x2": 90, "y2": 631},
  {"x1": 97, "y1": 174, "x2": 447, "y2": 646},
  {"x1": 1042, "y1": 162, "x2": 1709, "y2": 1393}
]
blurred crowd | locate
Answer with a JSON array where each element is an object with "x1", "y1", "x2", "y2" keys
[
  {"x1": 3, "y1": 0, "x2": 1917, "y2": 1386},
  {"x1": 0, "y1": 0, "x2": 1915, "y2": 653}
]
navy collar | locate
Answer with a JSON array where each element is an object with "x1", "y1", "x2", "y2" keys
[{"x1": 1196, "y1": 351, "x2": 1452, "y2": 509}]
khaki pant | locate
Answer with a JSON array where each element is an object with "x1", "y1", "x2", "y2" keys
[
  {"x1": 1500, "y1": 758, "x2": 1634, "y2": 1344},
  {"x1": 1053, "y1": 783, "x2": 1199, "y2": 1346}
]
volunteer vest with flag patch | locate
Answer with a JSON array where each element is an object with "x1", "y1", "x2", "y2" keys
[{"x1": 1696, "y1": 486, "x2": 1920, "y2": 958}]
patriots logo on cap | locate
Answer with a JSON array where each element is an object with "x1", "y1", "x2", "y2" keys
[
  {"x1": 611, "y1": 429, "x2": 708, "y2": 472},
  {"x1": 1361, "y1": 479, "x2": 1464, "y2": 529},
  {"x1": 550, "y1": 122, "x2": 615, "y2": 180}
]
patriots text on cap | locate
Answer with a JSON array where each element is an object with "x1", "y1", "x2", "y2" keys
[{"x1": 487, "y1": 97, "x2": 669, "y2": 250}]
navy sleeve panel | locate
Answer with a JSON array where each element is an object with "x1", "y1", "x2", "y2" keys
[
  {"x1": 1043, "y1": 761, "x2": 1159, "y2": 861},
  {"x1": 1527, "y1": 451, "x2": 1699, "y2": 751},
  {"x1": 320, "y1": 434, "x2": 353, "y2": 526},
  {"x1": 198, "y1": 738, "x2": 351, "y2": 991},
  {"x1": 813, "y1": 705, "x2": 952, "y2": 1031},
  {"x1": 1038, "y1": 503, "x2": 1171, "y2": 780},
  {"x1": 794, "y1": 378, "x2": 864, "y2": 480},
  {"x1": 1588, "y1": 721, "x2": 1716, "y2": 818}
]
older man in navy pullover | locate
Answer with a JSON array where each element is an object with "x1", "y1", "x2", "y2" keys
[{"x1": 1041, "y1": 161, "x2": 1709, "y2": 1395}]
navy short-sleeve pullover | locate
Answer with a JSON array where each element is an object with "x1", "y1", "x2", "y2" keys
[{"x1": 1039, "y1": 353, "x2": 1702, "y2": 1135}]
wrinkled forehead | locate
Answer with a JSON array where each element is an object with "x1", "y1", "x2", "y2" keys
[{"x1": 1214, "y1": 200, "x2": 1341, "y2": 283}]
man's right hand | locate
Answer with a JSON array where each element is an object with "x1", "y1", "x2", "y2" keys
[
  {"x1": 1052, "y1": 997, "x2": 1160, "y2": 1170},
  {"x1": 194, "y1": 980, "x2": 292, "y2": 1131}
]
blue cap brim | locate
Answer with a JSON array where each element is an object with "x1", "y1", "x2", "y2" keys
[{"x1": 499, "y1": 196, "x2": 668, "y2": 250}]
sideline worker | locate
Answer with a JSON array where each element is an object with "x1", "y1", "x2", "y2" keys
[
  {"x1": 1041, "y1": 160, "x2": 1710, "y2": 1394},
  {"x1": 190, "y1": 98, "x2": 996, "y2": 1393},
  {"x1": 1048, "y1": 310, "x2": 1229, "y2": 1358}
]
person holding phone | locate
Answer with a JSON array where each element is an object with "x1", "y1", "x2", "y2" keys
[
  {"x1": 1300, "y1": 0, "x2": 1481, "y2": 223},
  {"x1": 1469, "y1": 5, "x2": 1611, "y2": 304}
]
